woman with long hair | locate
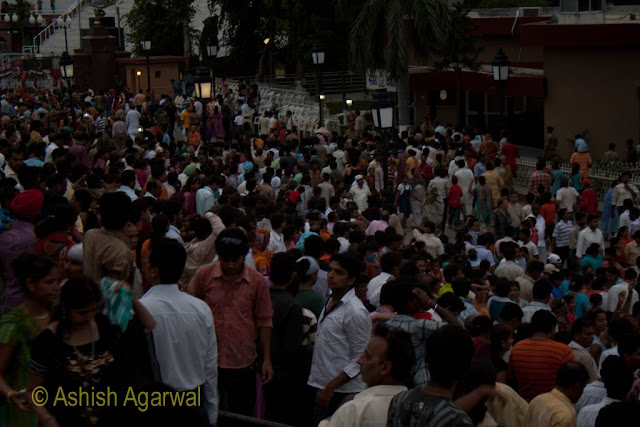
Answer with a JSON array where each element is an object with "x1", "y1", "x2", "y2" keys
[
  {"x1": 26, "y1": 276, "x2": 155, "y2": 427},
  {"x1": 0, "y1": 253, "x2": 60, "y2": 427}
]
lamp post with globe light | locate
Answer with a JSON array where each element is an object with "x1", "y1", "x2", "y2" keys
[
  {"x1": 371, "y1": 90, "x2": 395, "y2": 208},
  {"x1": 56, "y1": 15, "x2": 72, "y2": 54},
  {"x1": 194, "y1": 67, "x2": 212, "y2": 149},
  {"x1": 60, "y1": 51, "x2": 74, "y2": 116},
  {"x1": 492, "y1": 46, "x2": 510, "y2": 124},
  {"x1": 206, "y1": 37, "x2": 218, "y2": 98}
]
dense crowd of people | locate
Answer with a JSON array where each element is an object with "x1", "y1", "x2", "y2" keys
[{"x1": 0, "y1": 80, "x2": 640, "y2": 427}]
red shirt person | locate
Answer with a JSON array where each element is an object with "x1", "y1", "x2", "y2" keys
[{"x1": 189, "y1": 228, "x2": 274, "y2": 417}]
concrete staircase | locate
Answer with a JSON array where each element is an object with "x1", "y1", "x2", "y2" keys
[{"x1": 33, "y1": 0, "x2": 211, "y2": 57}]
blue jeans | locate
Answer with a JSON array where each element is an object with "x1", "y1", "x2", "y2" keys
[{"x1": 448, "y1": 206, "x2": 461, "y2": 228}]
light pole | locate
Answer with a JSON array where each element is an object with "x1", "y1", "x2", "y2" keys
[
  {"x1": 311, "y1": 43, "x2": 325, "y2": 128},
  {"x1": 29, "y1": 13, "x2": 45, "y2": 52},
  {"x1": 142, "y1": 35, "x2": 151, "y2": 93},
  {"x1": 319, "y1": 94, "x2": 325, "y2": 127},
  {"x1": 492, "y1": 46, "x2": 510, "y2": 124},
  {"x1": 3, "y1": 13, "x2": 17, "y2": 52},
  {"x1": 206, "y1": 37, "x2": 218, "y2": 98},
  {"x1": 136, "y1": 70, "x2": 141, "y2": 92},
  {"x1": 60, "y1": 51, "x2": 74, "y2": 117},
  {"x1": 345, "y1": 98, "x2": 353, "y2": 125},
  {"x1": 263, "y1": 37, "x2": 272, "y2": 83},
  {"x1": 371, "y1": 90, "x2": 395, "y2": 209},
  {"x1": 56, "y1": 15, "x2": 72, "y2": 54},
  {"x1": 194, "y1": 67, "x2": 212, "y2": 147}
]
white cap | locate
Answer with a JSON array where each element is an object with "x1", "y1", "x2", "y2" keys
[
  {"x1": 67, "y1": 243, "x2": 83, "y2": 261},
  {"x1": 547, "y1": 253, "x2": 562, "y2": 265},
  {"x1": 297, "y1": 256, "x2": 319, "y2": 276}
]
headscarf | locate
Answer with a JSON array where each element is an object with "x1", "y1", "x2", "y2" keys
[{"x1": 254, "y1": 228, "x2": 271, "y2": 254}]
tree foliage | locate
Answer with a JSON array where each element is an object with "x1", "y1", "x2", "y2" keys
[
  {"x1": 474, "y1": 0, "x2": 550, "y2": 7},
  {"x1": 9, "y1": 0, "x2": 33, "y2": 21},
  {"x1": 125, "y1": 0, "x2": 196, "y2": 57},
  {"x1": 433, "y1": 4, "x2": 482, "y2": 73},
  {"x1": 345, "y1": 0, "x2": 450, "y2": 81},
  {"x1": 209, "y1": 0, "x2": 365, "y2": 79}
]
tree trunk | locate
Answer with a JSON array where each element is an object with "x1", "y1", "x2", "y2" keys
[
  {"x1": 183, "y1": 19, "x2": 190, "y2": 58},
  {"x1": 397, "y1": 71, "x2": 410, "y2": 133},
  {"x1": 256, "y1": 44, "x2": 268, "y2": 83}
]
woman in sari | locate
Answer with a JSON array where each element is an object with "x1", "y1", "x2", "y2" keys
[
  {"x1": 0, "y1": 254, "x2": 60, "y2": 427},
  {"x1": 424, "y1": 184, "x2": 445, "y2": 227},
  {"x1": 26, "y1": 276, "x2": 155, "y2": 427},
  {"x1": 211, "y1": 106, "x2": 225, "y2": 143},
  {"x1": 253, "y1": 228, "x2": 274, "y2": 277},
  {"x1": 474, "y1": 175, "x2": 493, "y2": 224}
]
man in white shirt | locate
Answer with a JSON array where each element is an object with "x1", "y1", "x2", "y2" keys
[
  {"x1": 195, "y1": 178, "x2": 222, "y2": 216},
  {"x1": 125, "y1": 104, "x2": 141, "y2": 141},
  {"x1": 319, "y1": 325, "x2": 412, "y2": 427},
  {"x1": 612, "y1": 172, "x2": 639, "y2": 210},
  {"x1": 569, "y1": 319, "x2": 599, "y2": 383},
  {"x1": 528, "y1": 204, "x2": 547, "y2": 263},
  {"x1": 233, "y1": 112, "x2": 245, "y2": 138},
  {"x1": 308, "y1": 253, "x2": 370, "y2": 425},
  {"x1": 117, "y1": 170, "x2": 138, "y2": 201},
  {"x1": 577, "y1": 355, "x2": 632, "y2": 427},
  {"x1": 556, "y1": 181, "x2": 580, "y2": 213},
  {"x1": 367, "y1": 252, "x2": 402, "y2": 307},
  {"x1": 576, "y1": 215, "x2": 605, "y2": 261},
  {"x1": 411, "y1": 221, "x2": 444, "y2": 259},
  {"x1": 44, "y1": 133, "x2": 65, "y2": 164},
  {"x1": 140, "y1": 238, "x2": 218, "y2": 426},
  {"x1": 350, "y1": 175, "x2": 371, "y2": 212},
  {"x1": 454, "y1": 159, "x2": 474, "y2": 216},
  {"x1": 267, "y1": 214, "x2": 287, "y2": 254},
  {"x1": 522, "y1": 279, "x2": 553, "y2": 323}
]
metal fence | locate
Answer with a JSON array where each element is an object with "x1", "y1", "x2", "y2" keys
[{"x1": 514, "y1": 156, "x2": 640, "y2": 205}]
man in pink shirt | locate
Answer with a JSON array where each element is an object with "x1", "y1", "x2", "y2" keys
[
  {"x1": 365, "y1": 210, "x2": 391, "y2": 236},
  {"x1": 190, "y1": 227, "x2": 274, "y2": 418}
]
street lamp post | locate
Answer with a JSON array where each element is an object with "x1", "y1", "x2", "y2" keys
[
  {"x1": 319, "y1": 94, "x2": 325, "y2": 127},
  {"x1": 3, "y1": 13, "x2": 18, "y2": 52},
  {"x1": 56, "y1": 15, "x2": 72, "y2": 54},
  {"x1": 60, "y1": 51, "x2": 74, "y2": 117},
  {"x1": 29, "y1": 13, "x2": 45, "y2": 52},
  {"x1": 142, "y1": 36, "x2": 151, "y2": 93},
  {"x1": 492, "y1": 46, "x2": 510, "y2": 124},
  {"x1": 345, "y1": 98, "x2": 353, "y2": 125},
  {"x1": 194, "y1": 67, "x2": 212, "y2": 149},
  {"x1": 371, "y1": 90, "x2": 395, "y2": 209},
  {"x1": 311, "y1": 43, "x2": 325, "y2": 128},
  {"x1": 206, "y1": 37, "x2": 218, "y2": 98},
  {"x1": 263, "y1": 38, "x2": 272, "y2": 83},
  {"x1": 136, "y1": 70, "x2": 141, "y2": 92}
]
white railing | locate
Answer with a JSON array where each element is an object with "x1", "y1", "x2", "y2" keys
[
  {"x1": 514, "y1": 156, "x2": 640, "y2": 205},
  {"x1": 34, "y1": 0, "x2": 89, "y2": 52}
]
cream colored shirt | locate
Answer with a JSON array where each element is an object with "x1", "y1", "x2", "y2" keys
[
  {"x1": 569, "y1": 341, "x2": 598, "y2": 384},
  {"x1": 319, "y1": 385, "x2": 407, "y2": 427},
  {"x1": 524, "y1": 388, "x2": 576, "y2": 427},
  {"x1": 486, "y1": 383, "x2": 529, "y2": 427}
]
